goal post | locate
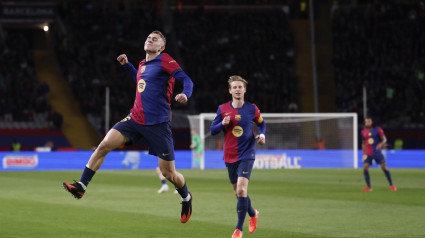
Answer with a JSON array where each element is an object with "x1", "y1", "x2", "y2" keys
[{"x1": 188, "y1": 113, "x2": 358, "y2": 170}]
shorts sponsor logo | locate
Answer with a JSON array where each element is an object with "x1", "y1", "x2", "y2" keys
[{"x1": 3, "y1": 155, "x2": 38, "y2": 169}]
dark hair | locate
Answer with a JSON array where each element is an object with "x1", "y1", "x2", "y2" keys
[{"x1": 364, "y1": 116, "x2": 375, "y2": 128}]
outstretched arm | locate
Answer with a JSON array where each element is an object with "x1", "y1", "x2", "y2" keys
[{"x1": 117, "y1": 54, "x2": 137, "y2": 82}]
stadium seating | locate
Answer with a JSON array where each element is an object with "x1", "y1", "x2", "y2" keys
[
  {"x1": 173, "y1": 6, "x2": 297, "y2": 113},
  {"x1": 332, "y1": 3, "x2": 425, "y2": 127},
  {"x1": 53, "y1": 2, "x2": 297, "y2": 134}
]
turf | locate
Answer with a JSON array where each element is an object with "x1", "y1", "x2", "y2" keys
[{"x1": 0, "y1": 169, "x2": 424, "y2": 238}]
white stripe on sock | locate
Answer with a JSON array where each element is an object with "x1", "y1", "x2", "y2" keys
[
  {"x1": 78, "y1": 181, "x2": 87, "y2": 190},
  {"x1": 182, "y1": 193, "x2": 191, "y2": 202}
]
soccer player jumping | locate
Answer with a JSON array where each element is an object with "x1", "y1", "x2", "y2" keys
[
  {"x1": 63, "y1": 30, "x2": 193, "y2": 223},
  {"x1": 361, "y1": 116, "x2": 397, "y2": 192},
  {"x1": 211, "y1": 76, "x2": 266, "y2": 238}
]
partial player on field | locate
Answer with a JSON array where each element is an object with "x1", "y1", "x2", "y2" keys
[
  {"x1": 190, "y1": 129, "x2": 202, "y2": 169},
  {"x1": 361, "y1": 116, "x2": 397, "y2": 192},
  {"x1": 210, "y1": 75, "x2": 265, "y2": 238}
]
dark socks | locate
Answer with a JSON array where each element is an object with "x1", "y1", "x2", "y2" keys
[
  {"x1": 161, "y1": 179, "x2": 167, "y2": 185},
  {"x1": 247, "y1": 195, "x2": 256, "y2": 217},
  {"x1": 176, "y1": 183, "x2": 189, "y2": 198},
  {"x1": 236, "y1": 197, "x2": 248, "y2": 231},
  {"x1": 384, "y1": 170, "x2": 393, "y2": 186},
  {"x1": 80, "y1": 166, "x2": 96, "y2": 188},
  {"x1": 363, "y1": 171, "x2": 371, "y2": 187}
]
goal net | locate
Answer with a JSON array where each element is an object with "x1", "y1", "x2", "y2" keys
[{"x1": 187, "y1": 113, "x2": 358, "y2": 169}]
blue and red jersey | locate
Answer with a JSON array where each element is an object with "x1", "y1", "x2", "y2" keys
[
  {"x1": 210, "y1": 101, "x2": 266, "y2": 163},
  {"x1": 122, "y1": 53, "x2": 193, "y2": 125},
  {"x1": 361, "y1": 126, "x2": 385, "y2": 156}
]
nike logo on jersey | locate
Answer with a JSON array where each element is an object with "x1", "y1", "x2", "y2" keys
[
  {"x1": 162, "y1": 153, "x2": 169, "y2": 156},
  {"x1": 169, "y1": 60, "x2": 176, "y2": 63},
  {"x1": 242, "y1": 171, "x2": 249, "y2": 174},
  {"x1": 225, "y1": 112, "x2": 231, "y2": 116}
]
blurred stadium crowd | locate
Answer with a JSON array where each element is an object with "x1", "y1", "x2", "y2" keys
[
  {"x1": 332, "y1": 2, "x2": 425, "y2": 127},
  {"x1": 0, "y1": 0, "x2": 424, "y2": 133}
]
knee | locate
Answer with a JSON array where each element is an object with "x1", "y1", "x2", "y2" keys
[
  {"x1": 162, "y1": 170, "x2": 175, "y2": 181},
  {"x1": 97, "y1": 140, "x2": 113, "y2": 155},
  {"x1": 236, "y1": 187, "x2": 246, "y2": 197}
]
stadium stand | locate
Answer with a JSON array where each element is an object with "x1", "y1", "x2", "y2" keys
[
  {"x1": 0, "y1": 29, "x2": 53, "y2": 129},
  {"x1": 173, "y1": 6, "x2": 298, "y2": 113},
  {"x1": 52, "y1": 1, "x2": 297, "y2": 134},
  {"x1": 332, "y1": 2, "x2": 425, "y2": 128},
  {"x1": 2, "y1": 1, "x2": 424, "y2": 150}
]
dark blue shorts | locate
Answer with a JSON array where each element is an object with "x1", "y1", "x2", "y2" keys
[
  {"x1": 364, "y1": 154, "x2": 385, "y2": 165},
  {"x1": 225, "y1": 159, "x2": 255, "y2": 184},
  {"x1": 112, "y1": 116, "x2": 175, "y2": 161}
]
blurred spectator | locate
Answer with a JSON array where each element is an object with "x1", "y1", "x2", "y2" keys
[
  {"x1": 393, "y1": 138, "x2": 403, "y2": 150},
  {"x1": 11, "y1": 139, "x2": 21, "y2": 151},
  {"x1": 47, "y1": 109, "x2": 63, "y2": 130},
  {"x1": 45, "y1": 140, "x2": 57, "y2": 151}
]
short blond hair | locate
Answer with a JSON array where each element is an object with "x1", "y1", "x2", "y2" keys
[
  {"x1": 151, "y1": 30, "x2": 166, "y2": 46},
  {"x1": 228, "y1": 75, "x2": 248, "y2": 89}
]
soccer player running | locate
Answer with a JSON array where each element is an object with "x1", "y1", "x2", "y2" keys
[
  {"x1": 63, "y1": 30, "x2": 193, "y2": 223},
  {"x1": 210, "y1": 76, "x2": 266, "y2": 238},
  {"x1": 361, "y1": 116, "x2": 397, "y2": 192}
]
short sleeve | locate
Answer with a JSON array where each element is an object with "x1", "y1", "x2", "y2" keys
[
  {"x1": 253, "y1": 104, "x2": 263, "y2": 124},
  {"x1": 378, "y1": 127, "x2": 385, "y2": 137}
]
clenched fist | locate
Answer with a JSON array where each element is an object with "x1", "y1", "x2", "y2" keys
[
  {"x1": 222, "y1": 116, "x2": 230, "y2": 126},
  {"x1": 117, "y1": 54, "x2": 128, "y2": 65}
]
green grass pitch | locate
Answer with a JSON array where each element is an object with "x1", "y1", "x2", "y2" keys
[{"x1": 1, "y1": 169, "x2": 424, "y2": 237}]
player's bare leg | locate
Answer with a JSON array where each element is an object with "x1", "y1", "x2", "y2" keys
[
  {"x1": 88, "y1": 129, "x2": 129, "y2": 170},
  {"x1": 156, "y1": 166, "x2": 169, "y2": 193},
  {"x1": 380, "y1": 162, "x2": 396, "y2": 191},
  {"x1": 63, "y1": 129, "x2": 128, "y2": 199},
  {"x1": 159, "y1": 158, "x2": 192, "y2": 223},
  {"x1": 158, "y1": 159, "x2": 185, "y2": 188}
]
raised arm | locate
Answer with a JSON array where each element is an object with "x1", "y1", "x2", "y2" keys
[{"x1": 117, "y1": 54, "x2": 138, "y2": 82}]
